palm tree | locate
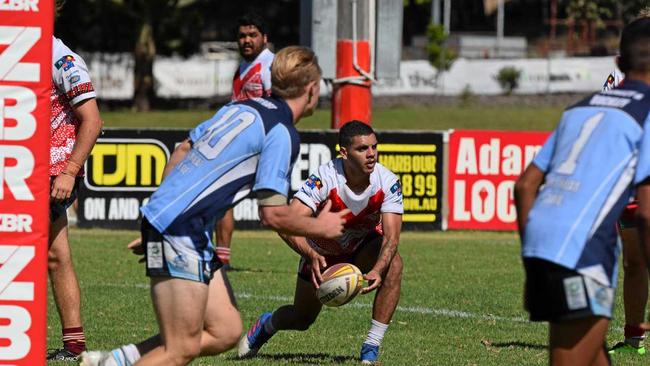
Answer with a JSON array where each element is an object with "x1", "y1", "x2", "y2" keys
[{"x1": 108, "y1": 0, "x2": 203, "y2": 111}]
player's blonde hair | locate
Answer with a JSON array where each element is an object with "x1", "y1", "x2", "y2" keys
[{"x1": 271, "y1": 46, "x2": 322, "y2": 99}]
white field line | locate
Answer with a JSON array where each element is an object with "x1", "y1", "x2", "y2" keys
[
  {"x1": 102, "y1": 282, "x2": 623, "y2": 334},
  {"x1": 104, "y1": 283, "x2": 525, "y2": 324}
]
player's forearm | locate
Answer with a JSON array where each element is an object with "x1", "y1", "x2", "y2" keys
[
  {"x1": 162, "y1": 139, "x2": 191, "y2": 179},
  {"x1": 514, "y1": 194, "x2": 531, "y2": 240},
  {"x1": 371, "y1": 236, "x2": 398, "y2": 276},
  {"x1": 66, "y1": 98, "x2": 102, "y2": 174},
  {"x1": 514, "y1": 165, "x2": 545, "y2": 242},
  {"x1": 278, "y1": 233, "x2": 319, "y2": 259},
  {"x1": 67, "y1": 117, "x2": 102, "y2": 173},
  {"x1": 262, "y1": 208, "x2": 327, "y2": 238}
]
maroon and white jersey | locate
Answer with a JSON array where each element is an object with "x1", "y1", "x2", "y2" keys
[
  {"x1": 231, "y1": 48, "x2": 273, "y2": 102},
  {"x1": 294, "y1": 158, "x2": 403, "y2": 256},
  {"x1": 50, "y1": 37, "x2": 96, "y2": 176}
]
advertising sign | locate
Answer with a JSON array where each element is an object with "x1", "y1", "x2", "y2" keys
[
  {"x1": 78, "y1": 129, "x2": 445, "y2": 230},
  {"x1": 447, "y1": 130, "x2": 550, "y2": 230},
  {"x1": 0, "y1": 2, "x2": 53, "y2": 364},
  {"x1": 376, "y1": 132, "x2": 444, "y2": 230}
]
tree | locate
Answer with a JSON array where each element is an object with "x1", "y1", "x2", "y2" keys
[
  {"x1": 495, "y1": 66, "x2": 521, "y2": 95},
  {"x1": 107, "y1": 0, "x2": 205, "y2": 111},
  {"x1": 426, "y1": 24, "x2": 457, "y2": 72},
  {"x1": 563, "y1": 0, "x2": 616, "y2": 24}
]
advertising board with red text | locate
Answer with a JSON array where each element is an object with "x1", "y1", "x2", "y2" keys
[{"x1": 448, "y1": 130, "x2": 550, "y2": 231}]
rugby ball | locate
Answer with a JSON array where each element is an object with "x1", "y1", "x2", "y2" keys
[{"x1": 317, "y1": 263, "x2": 364, "y2": 307}]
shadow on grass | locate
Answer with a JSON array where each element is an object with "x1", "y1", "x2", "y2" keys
[
  {"x1": 231, "y1": 352, "x2": 357, "y2": 364},
  {"x1": 490, "y1": 341, "x2": 547, "y2": 350}
]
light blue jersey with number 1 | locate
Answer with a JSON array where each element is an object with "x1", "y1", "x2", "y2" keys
[{"x1": 522, "y1": 80, "x2": 650, "y2": 288}]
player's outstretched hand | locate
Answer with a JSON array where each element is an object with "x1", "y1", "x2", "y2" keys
[
  {"x1": 316, "y1": 200, "x2": 350, "y2": 239},
  {"x1": 361, "y1": 270, "x2": 382, "y2": 294},
  {"x1": 127, "y1": 237, "x2": 145, "y2": 263},
  {"x1": 309, "y1": 254, "x2": 327, "y2": 289}
]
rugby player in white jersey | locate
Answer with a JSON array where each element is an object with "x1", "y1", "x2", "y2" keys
[
  {"x1": 238, "y1": 121, "x2": 404, "y2": 365},
  {"x1": 47, "y1": 1, "x2": 103, "y2": 361}
]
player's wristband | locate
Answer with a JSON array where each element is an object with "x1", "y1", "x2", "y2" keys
[{"x1": 63, "y1": 160, "x2": 82, "y2": 176}]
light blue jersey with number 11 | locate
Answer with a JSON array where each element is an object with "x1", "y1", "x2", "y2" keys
[{"x1": 522, "y1": 80, "x2": 650, "y2": 288}]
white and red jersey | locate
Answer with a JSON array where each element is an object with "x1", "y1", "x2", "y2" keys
[
  {"x1": 603, "y1": 67, "x2": 624, "y2": 91},
  {"x1": 293, "y1": 159, "x2": 403, "y2": 256},
  {"x1": 231, "y1": 48, "x2": 273, "y2": 102},
  {"x1": 50, "y1": 37, "x2": 97, "y2": 176}
]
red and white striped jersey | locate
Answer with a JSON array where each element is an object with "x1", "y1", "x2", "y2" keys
[
  {"x1": 231, "y1": 48, "x2": 273, "y2": 102},
  {"x1": 603, "y1": 67, "x2": 624, "y2": 91},
  {"x1": 294, "y1": 158, "x2": 403, "y2": 256},
  {"x1": 50, "y1": 37, "x2": 96, "y2": 176}
]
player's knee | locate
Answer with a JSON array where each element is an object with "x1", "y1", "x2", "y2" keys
[
  {"x1": 169, "y1": 340, "x2": 201, "y2": 365},
  {"x1": 219, "y1": 320, "x2": 243, "y2": 350},
  {"x1": 47, "y1": 247, "x2": 70, "y2": 271},
  {"x1": 203, "y1": 315, "x2": 242, "y2": 354}
]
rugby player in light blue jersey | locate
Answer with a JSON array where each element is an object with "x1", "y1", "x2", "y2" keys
[
  {"x1": 515, "y1": 18, "x2": 650, "y2": 366},
  {"x1": 81, "y1": 46, "x2": 350, "y2": 366}
]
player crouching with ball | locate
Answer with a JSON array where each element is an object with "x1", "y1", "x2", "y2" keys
[{"x1": 238, "y1": 121, "x2": 404, "y2": 365}]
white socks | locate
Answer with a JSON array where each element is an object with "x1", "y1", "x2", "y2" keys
[
  {"x1": 105, "y1": 344, "x2": 140, "y2": 366},
  {"x1": 364, "y1": 319, "x2": 389, "y2": 347}
]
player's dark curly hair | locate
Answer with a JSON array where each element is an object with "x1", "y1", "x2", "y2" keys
[
  {"x1": 619, "y1": 17, "x2": 650, "y2": 74},
  {"x1": 339, "y1": 121, "x2": 375, "y2": 148},
  {"x1": 236, "y1": 13, "x2": 267, "y2": 36}
]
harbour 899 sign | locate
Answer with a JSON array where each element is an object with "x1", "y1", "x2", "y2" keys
[{"x1": 0, "y1": 2, "x2": 53, "y2": 365}]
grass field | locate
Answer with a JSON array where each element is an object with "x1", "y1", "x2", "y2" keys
[
  {"x1": 101, "y1": 105, "x2": 564, "y2": 131},
  {"x1": 47, "y1": 229, "x2": 640, "y2": 366}
]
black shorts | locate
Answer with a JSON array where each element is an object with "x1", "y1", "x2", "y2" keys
[
  {"x1": 524, "y1": 258, "x2": 614, "y2": 322},
  {"x1": 141, "y1": 218, "x2": 221, "y2": 284},
  {"x1": 49, "y1": 176, "x2": 81, "y2": 222}
]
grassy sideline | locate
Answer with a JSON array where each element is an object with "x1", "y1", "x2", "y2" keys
[
  {"x1": 101, "y1": 105, "x2": 564, "y2": 131},
  {"x1": 47, "y1": 229, "x2": 637, "y2": 366}
]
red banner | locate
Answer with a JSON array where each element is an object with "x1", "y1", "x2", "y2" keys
[
  {"x1": 0, "y1": 2, "x2": 53, "y2": 365},
  {"x1": 447, "y1": 130, "x2": 550, "y2": 231}
]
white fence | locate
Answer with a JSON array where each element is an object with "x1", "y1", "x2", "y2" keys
[{"x1": 84, "y1": 53, "x2": 616, "y2": 100}]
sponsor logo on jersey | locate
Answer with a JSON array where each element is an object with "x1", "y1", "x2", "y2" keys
[
  {"x1": 65, "y1": 81, "x2": 95, "y2": 100},
  {"x1": 306, "y1": 174, "x2": 322, "y2": 189},
  {"x1": 603, "y1": 73, "x2": 615, "y2": 89},
  {"x1": 390, "y1": 180, "x2": 402, "y2": 196},
  {"x1": 68, "y1": 75, "x2": 80, "y2": 84},
  {"x1": 55, "y1": 54, "x2": 75, "y2": 70}
]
